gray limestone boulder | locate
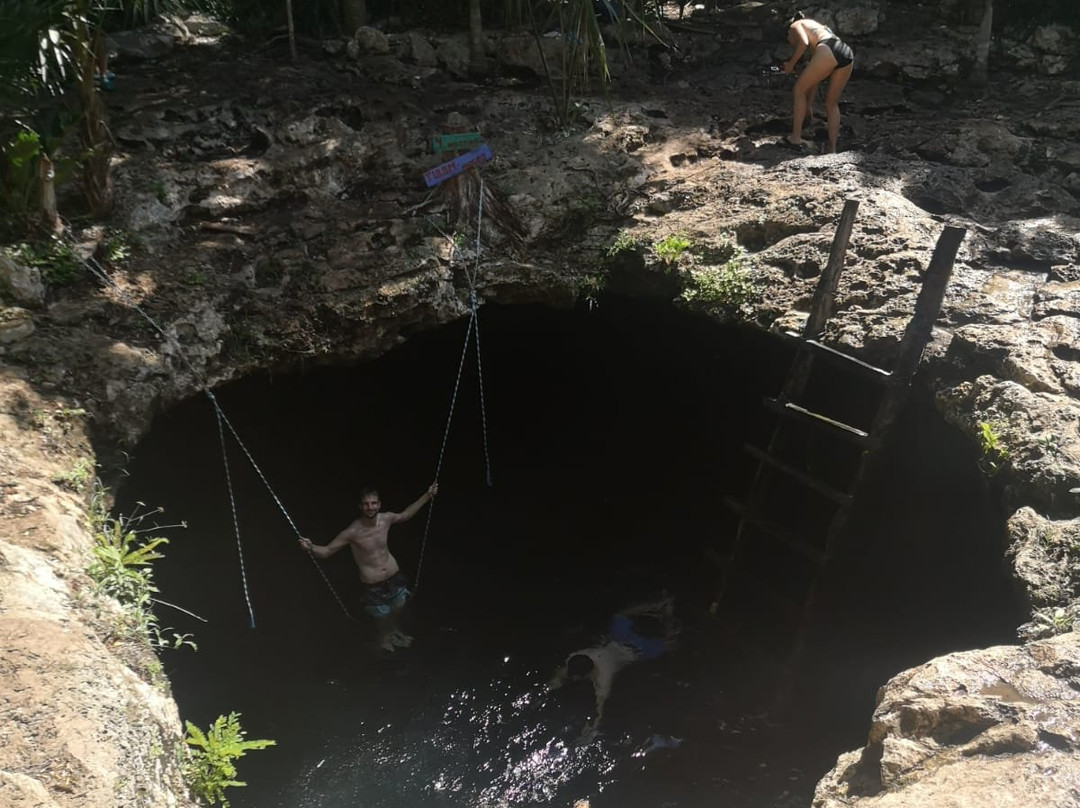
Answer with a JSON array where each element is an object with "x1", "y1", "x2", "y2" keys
[
  {"x1": 0, "y1": 307, "x2": 35, "y2": 344},
  {"x1": 401, "y1": 31, "x2": 438, "y2": 68},
  {"x1": 813, "y1": 633, "x2": 1080, "y2": 808},
  {"x1": 353, "y1": 26, "x2": 391, "y2": 55},
  {"x1": 0, "y1": 254, "x2": 45, "y2": 307},
  {"x1": 834, "y1": 2, "x2": 882, "y2": 36},
  {"x1": 110, "y1": 28, "x2": 175, "y2": 61},
  {"x1": 434, "y1": 35, "x2": 470, "y2": 79}
]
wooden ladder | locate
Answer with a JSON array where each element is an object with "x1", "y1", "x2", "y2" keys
[{"x1": 713, "y1": 199, "x2": 967, "y2": 702}]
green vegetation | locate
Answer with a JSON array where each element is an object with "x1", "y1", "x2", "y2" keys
[
  {"x1": 977, "y1": 420, "x2": 1010, "y2": 475},
  {"x1": 5, "y1": 237, "x2": 82, "y2": 285},
  {"x1": 182, "y1": 712, "x2": 276, "y2": 808},
  {"x1": 578, "y1": 273, "x2": 606, "y2": 310},
  {"x1": 680, "y1": 263, "x2": 756, "y2": 312},
  {"x1": 86, "y1": 481, "x2": 196, "y2": 652},
  {"x1": 653, "y1": 233, "x2": 692, "y2": 266},
  {"x1": 606, "y1": 231, "x2": 639, "y2": 258},
  {"x1": 53, "y1": 457, "x2": 95, "y2": 492},
  {"x1": 1025, "y1": 604, "x2": 1080, "y2": 639},
  {"x1": 102, "y1": 230, "x2": 132, "y2": 264},
  {"x1": 670, "y1": 232, "x2": 758, "y2": 316}
]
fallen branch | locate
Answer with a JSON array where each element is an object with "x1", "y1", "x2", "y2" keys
[{"x1": 199, "y1": 221, "x2": 258, "y2": 236}]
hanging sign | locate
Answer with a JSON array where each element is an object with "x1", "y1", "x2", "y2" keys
[
  {"x1": 422, "y1": 144, "x2": 492, "y2": 188},
  {"x1": 432, "y1": 132, "x2": 484, "y2": 155}
]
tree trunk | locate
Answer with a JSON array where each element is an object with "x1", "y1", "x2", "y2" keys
[
  {"x1": 342, "y1": 0, "x2": 367, "y2": 33},
  {"x1": 77, "y1": 20, "x2": 114, "y2": 217},
  {"x1": 39, "y1": 153, "x2": 59, "y2": 231},
  {"x1": 972, "y1": 0, "x2": 992, "y2": 87},
  {"x1": 285, "y1": 0, "x2": 297, "y2": 61},
  {"x1": 468, "y1": 0, "x2": 487, "y2": 77}
]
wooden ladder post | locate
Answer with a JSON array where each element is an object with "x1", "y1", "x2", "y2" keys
[
  {"x1": 772, "y1": 223, "x2": 967, "y2": 717},
  {"x1": 782, "y1": 199, "x2": 860, "y2": 402},
  {"x1": 714, "y1": 200, "x2": 860, "y2": 611}
]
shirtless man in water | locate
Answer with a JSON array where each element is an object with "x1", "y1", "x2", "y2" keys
[
  {"x1": 782, "y1": 12, "x2": 854, "y2": 154},
  {"x1": 300, "y1": 483, "x2": 437, "y2": 652},
  {"x1": 549, "y1": 594, "x2": 679, "y2": 740}
]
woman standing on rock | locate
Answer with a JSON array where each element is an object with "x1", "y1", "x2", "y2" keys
[{"x1": 781, "y1": 11, "x2": 854, "y2": 154}]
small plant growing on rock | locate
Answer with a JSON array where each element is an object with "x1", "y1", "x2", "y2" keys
[
  {"x1": 53, "y1": 457, "x2": 95, "y2": 493},
  {"x1": 86, "y1": 481, "x2": 197, "y2": 653},
  {"x1": 1021, "y1": 604, "x2": 1080, "y2": 640},
  {"x1": 7, "y1": 237, "x2": 81, "y2": 285},
  {"x1": 607, "y1": 231, "x2": 640, "y2": 257},
  {"x1": 182, "y1": 712, "x2": 275, "y2": 808},
  {"x1": 977, "y1": 421, "x2": 1010, "y2": 475},
  {"x1": 102, "y1": 231, "x2": 132, "y2": 265},
  {"x1": 653, "y1": 233, "x2": 692, "y2": 266},
  {"x1": 578, "y1": 274, "x2": 606, "y2": 310}
]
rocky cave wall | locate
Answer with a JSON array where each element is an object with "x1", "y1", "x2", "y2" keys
[{"x1": 2, "y1": 3, "x2": 1080, "y2": 807}]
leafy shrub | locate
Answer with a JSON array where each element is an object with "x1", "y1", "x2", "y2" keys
[
  {"x1": 606, "y1": 231, "x2": 639, "y2": 257},
  {"x1": 6, "y1": 236, "x2": 81, "y2": 285},
  {"x1": 182, "y1": 712, "x2": 276, "y2": 808},
  {"x1": 681, "y1": 263, "x2": 756, "y2": 309},
  {"x1": 680, "y1": 234, "x2": 757, "y2": 315},
  {"x1": 653, "y1": 233, "x2": 692, "y2": 265}
]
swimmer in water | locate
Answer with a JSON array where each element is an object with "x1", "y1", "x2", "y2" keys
[{"x1": 548, "y1": 594, "x2": 679, "y2": 740}]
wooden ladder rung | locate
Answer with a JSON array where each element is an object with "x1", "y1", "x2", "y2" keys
[
  {"x1": 742, "y1": 443, "x2": 854, "y2": 507},
  {"x1": 784, "y1": 331, "x2": 894, "y2": 383},
  {"x1": 724, "y1": 496, "x2": 826, "y2": 565},
  {"x1": 765, "y1": 398, "x2": 876, "y2": 447}
]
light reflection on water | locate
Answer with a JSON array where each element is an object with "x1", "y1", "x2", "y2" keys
[{"x1": 281, "y1": 675, "x2": 622, "y2": 808}]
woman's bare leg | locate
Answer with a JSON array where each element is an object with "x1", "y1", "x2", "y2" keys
[
  {"x1": 823, "y1": 63, "x2": 853, "y2": 153},
  {"x1": 790, "y1": 46, "x2": 836, "y2": 144}
]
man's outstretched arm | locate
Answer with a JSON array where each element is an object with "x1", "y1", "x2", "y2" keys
[
  {"x1": 391, "y1": 482, "x2": 438, "y2": 523},
  {"x1": 299, "y1": 530, "x2": 350, "y2": 560}
]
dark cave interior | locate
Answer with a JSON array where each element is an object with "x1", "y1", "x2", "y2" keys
[{"x1": 114, "y1": 297, "x2": 1026, "y2": 807}]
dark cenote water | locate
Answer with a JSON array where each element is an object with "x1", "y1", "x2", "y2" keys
[{"x1": 114, "y1": 298, "x2": 1024, "y2": 808}]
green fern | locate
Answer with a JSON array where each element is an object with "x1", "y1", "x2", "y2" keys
[
  {"x1": 977, "y1": 421, "x2": 1010, "y2": 475},
  {"x1": 183, "y1": 713, "x2": 276, "y2": 807}
]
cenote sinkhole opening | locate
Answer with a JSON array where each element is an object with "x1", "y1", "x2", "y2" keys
[{"x1": 115, "y1": 297, "x2": 1025, "y2": 808}]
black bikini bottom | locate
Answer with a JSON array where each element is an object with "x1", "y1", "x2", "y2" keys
[{"x1": 821, "y1": 37, "x2": 854, "y2": 69}]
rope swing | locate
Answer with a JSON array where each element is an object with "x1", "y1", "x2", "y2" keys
[
  {"x1": 58, "y1": 218, "x2": 358, "y2": 625},
  {"x1": 59, "y1": 162, "x2": 498, "y2": 619},
  {"x1": 414, "y1": 175, "x2": 494, "y2": 592}
]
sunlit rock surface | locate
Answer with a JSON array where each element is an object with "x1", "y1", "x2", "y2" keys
[{"x1": 814, "y1": 633, "x2": 1080, "y2": 808}]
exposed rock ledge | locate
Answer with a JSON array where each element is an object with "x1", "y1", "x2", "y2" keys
[
  {"x1": 814, "y1": 634, "x2": 1080, "y2": 807},
  {"x1": 3, "y1": 8, "x2": 1080, "y2": 807}
]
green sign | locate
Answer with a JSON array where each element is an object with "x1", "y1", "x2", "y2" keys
[{"x1": 432, "y1": 132, "x2": 483, "y2": 154}]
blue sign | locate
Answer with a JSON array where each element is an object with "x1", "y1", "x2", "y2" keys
[{"x1": 423, "y1": 144, "x2": 492, "y2": 188}]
